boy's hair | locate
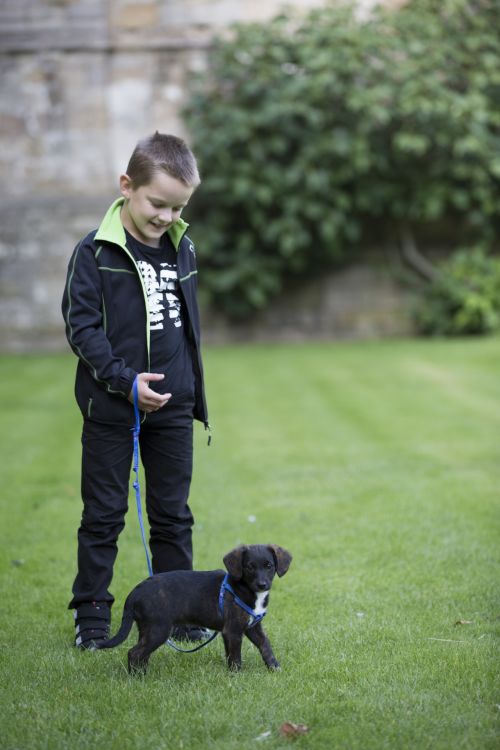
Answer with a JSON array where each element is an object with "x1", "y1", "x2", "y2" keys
[{"x1": 126, "y1": 132, "x2": 201, "y2": 188}]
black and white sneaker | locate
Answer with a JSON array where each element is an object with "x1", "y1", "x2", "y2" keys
[
  {"x1": 74, "y1": 601, "x2": 111, "y2": 650},
  {"x1": 170, "y1": 625, "x2": 211, "y2": 643}
]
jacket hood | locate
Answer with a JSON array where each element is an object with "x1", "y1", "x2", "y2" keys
[{"x1": 94, "y1": 197, "x2": 189, "y2": 251}]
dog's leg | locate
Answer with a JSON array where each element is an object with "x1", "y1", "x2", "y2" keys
[
  {"x1": 127, "y1": 623, "x2": 169, "y2": 675},
  {"x1": 222, "y1": 629, "x2": 244, "y2": 671},
  {"x1": 245, "y1": 624, "x2": 280, "y2": 670},
  {"x1": 128, "y1": 646, "x2": 149, "y2": 675}
]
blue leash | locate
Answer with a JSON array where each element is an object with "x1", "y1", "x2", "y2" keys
[
  {"x1": 131, "y1": 377, "x2": 153, "y2": 577},
  {"x1": 131, "y1": 377, "x2": 218, "y2": 653},
  {"x1": 131, "y1": 380, "x2": 264, "y2": 653},
  {"x1": 165, "y1": 628, "x2": 219, "y2": 653}
]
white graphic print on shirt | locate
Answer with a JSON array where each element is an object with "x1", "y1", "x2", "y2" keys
[{"x1": 137, "y1": 260, "x2": 182, "y2": 330}]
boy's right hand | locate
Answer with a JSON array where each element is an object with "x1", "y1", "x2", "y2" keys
[{"x1": 128, "y1": 373, "x2": 171, "y2": 413}]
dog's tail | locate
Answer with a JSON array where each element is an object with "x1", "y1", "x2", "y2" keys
[{"x1": 96, "y1": 598, "x2": 134, "y2": 650}]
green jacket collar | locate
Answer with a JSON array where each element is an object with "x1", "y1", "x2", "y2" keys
[{"x1": 95, "y1": 197, "x2": 189, "y2": 251}]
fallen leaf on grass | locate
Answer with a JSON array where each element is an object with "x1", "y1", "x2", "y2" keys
[
  {"x1": 454, "y1": 620, "x2": 473, "y2": 626},
  {"x1": 255, "y1": 731, "x2": 272, "y2": 741},
  {"x1": 279, "y1": 722, "x2": 310, "y2": 738}
]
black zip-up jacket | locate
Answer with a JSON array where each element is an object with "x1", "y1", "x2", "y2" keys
[{"x1": 62, "y1": 198, "x2": 208, "y2": 428}]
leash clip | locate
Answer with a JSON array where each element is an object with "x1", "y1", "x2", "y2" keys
[{"x1": 218, "y1": 574, "x2": 266, "y2": 629}]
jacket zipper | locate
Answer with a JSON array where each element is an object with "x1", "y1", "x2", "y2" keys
[
  {"x1": 114, "y1": 244, "x2": 151, "y2": 424},
  {"x1": 107, "y1": 232, "x2": 208, "y2": 429}
]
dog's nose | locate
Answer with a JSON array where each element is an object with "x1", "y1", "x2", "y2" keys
[{"x1": 256, "y1": 582, "x2": 268, "y2": 592}]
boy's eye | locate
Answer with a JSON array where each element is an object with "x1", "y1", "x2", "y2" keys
[{"x1": 150, "y1": 202, "x2": 183, "y2": 212}]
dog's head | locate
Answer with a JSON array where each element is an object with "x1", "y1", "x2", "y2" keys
[{"x1": 223, "y1": 544, "x2": 292, "y2": 592}]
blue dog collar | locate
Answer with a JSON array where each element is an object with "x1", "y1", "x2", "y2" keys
[{"x1": 218, "y1": 574, "x2": 266, "y2": 628}]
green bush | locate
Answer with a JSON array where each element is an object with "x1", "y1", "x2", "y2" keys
[
  {"x1": 413, "y1": 247, "x2": 500, "y2": 335},
  {"x1": 185, "y1": 0, "x2": 500, "y2": 318}
]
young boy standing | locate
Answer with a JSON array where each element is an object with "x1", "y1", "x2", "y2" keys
[{"x1": 62, "y1": 133, "x2": 209, "y2": 648}]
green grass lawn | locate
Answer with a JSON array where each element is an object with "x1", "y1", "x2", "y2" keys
[{"x1": 0, "y1": 338, "x2": 499, "y2": 750}]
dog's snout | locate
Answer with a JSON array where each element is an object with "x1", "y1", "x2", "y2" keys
[{"x1": 256, "y1": 581, "x2": 269, "y2": 592}]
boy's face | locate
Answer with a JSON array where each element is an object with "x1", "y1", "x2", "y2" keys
[{"x1": 119, "y1": 170, "x2": 194, "y2": 248}]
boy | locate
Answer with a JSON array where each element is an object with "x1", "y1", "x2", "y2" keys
[{"x1": 62, "y1": 133, "x2": 209, "y2": 648}]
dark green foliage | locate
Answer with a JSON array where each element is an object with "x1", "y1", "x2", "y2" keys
[
  {"x1": 184, "y1": 0, "x2": 500, "y2": 318},
  {"x1": 413, "y1": 246, "x2": 500, "y2": 334}
]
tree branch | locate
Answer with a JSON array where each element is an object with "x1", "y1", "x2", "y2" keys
[{"x1": 398, "y1": 224, "x2": 439, "y2": 282}]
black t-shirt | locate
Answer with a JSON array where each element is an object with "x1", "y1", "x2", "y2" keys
[{"x1": 125, "y1": 229, "x2": 195, "y2": 400}]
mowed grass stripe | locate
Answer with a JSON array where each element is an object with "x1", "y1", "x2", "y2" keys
[{"x1": 0, "y1": 339, "x2": 498, "y2": 750}]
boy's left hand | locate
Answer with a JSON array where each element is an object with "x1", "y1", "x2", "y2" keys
[{"x1": 129, "y1": 372, "x2": 171, "y2": 413}]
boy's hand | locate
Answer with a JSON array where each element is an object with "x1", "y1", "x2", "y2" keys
[{"x1": 128, "y1": 373, "x2": 171, "y2": 413}]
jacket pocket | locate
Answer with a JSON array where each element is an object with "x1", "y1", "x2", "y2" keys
[{"x1": 76, "y1": 363, "x2": 135, "y2": 427}]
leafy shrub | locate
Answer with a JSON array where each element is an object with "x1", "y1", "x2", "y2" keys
[
  {"x1": 413, "y1": 247, "x2": 500, "y2": 335},
  {"x1": 184, "y1": 0, "x2": 500, "y2": 318}
]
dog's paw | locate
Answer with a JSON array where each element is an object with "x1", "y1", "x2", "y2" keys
[{"x1": 267, "y1": 660, "x2": 281, "y2": 671}]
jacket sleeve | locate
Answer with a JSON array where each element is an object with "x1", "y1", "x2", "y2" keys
[{"x1": 61, "y1": 237, "x2": 137, "y2": 397}]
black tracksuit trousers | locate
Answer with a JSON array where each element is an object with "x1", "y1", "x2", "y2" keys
[{"x1": 68, "y1": 397, "x2": 195, "y2": 609}]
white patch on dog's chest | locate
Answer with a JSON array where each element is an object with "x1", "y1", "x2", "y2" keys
[{"x1": 253, "y1": 591, "x2": 269, "y2": 618}]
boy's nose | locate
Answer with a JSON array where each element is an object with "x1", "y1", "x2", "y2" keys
[{"x1": 157, "y1": 208, "x2": 172, "y2": 224}]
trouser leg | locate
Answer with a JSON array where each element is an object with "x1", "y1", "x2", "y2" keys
[
  {"x1": 140, "y1": 401, "x2": 195, "y2": 574},
  {"x1": 69, "y1": 420, "x2": 132, "y2": 609}
]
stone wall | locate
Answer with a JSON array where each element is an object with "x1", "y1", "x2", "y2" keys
[
  {"x1": 0, "y1": 0, "x2": 412, "y2": 352},
  {"x1": 1, "y1": 0, "x2": 332, "y2": 196},
  {"x1": 203, "y1": 262, "x2": 414, "y2": 345}
]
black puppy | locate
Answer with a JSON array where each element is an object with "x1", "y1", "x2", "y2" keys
[{"x1": 96, "y1": 544, "x2": 292, "y2": 673}]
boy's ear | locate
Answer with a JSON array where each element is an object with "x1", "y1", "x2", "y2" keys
[
  {"x1": 223, "y1": 546, "x2": 247, "y2": 580},
  {"x1": 268, "y1": 545, "x2": 292, "y2": 577},
  {"x1": 119, "y1": 173, "x2": 133, "y2": 198}
]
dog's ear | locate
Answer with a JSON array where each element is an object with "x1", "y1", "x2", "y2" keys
[
  {"x1": 223, "y1": 545, "x2": 248, "y2": 579},
  {"x1": 268, "y1": 545, "x2": 292, "y2": 577}
]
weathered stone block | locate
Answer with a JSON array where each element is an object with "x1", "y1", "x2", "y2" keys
[{"x1": 111, "y1": 2, "x2": 159, "y2": 30}]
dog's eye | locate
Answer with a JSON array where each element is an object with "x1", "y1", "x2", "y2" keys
[{"x1": 264, "y1": 561, "x2": 273, "y2": 569}]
